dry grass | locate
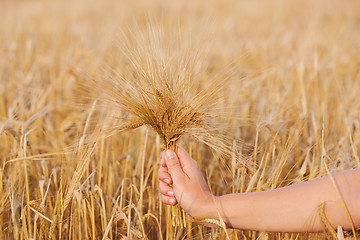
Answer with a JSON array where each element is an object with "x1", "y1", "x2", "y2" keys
[{"x1": 1, "y1": 0, "x2": 360, "y2": 239}]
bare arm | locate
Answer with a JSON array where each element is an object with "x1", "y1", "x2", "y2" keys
[
  {"x1": 158, "y1": 147, "x2": 360, "y2": 232},
  {"x1": 211, "y1": 168, "x2": 360, "y2": 232}
]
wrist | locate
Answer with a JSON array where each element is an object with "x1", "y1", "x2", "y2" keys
[
  {"x1": 190, "y1": 193, "x2": 217, "y2": 220},
  {"x1": 200, "y1": 195, "x2": 223, "y2": 220},
  {"x1": 205, "y1": 195, "x2": 232, "y2": 228}
]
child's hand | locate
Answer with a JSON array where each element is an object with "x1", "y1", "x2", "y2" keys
[{"x1": 158, "y1": 146, "x2": 213, "y2": 219}]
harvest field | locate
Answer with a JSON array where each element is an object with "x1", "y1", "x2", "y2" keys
[{"x1": 1, "y1": 0, "x2": 360, "y2": 239}]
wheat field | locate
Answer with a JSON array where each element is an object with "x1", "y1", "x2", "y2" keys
[{"x1": 1, "y1": 0, "x2": 360, "y2": 239}]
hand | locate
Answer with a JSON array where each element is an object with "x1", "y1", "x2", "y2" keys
[{"x1": 158, "y1": 146, "x2": 213, "y2": 219}]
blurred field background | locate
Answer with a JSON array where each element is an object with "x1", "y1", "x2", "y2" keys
[{"x1": 1, "y1": 0, "x2": 360, "y2": 239}]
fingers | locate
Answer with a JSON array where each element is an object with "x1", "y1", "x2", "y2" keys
[
  {"x1": 176, "y1": 146, "x2": 199, "y2": 175},
  {"x1": 159, "y1": 181, "x2": 174, "y2": 197},
  {"x1": 160, "y1": 151, "x2": 166, "y2": 167},
  {"x1": 161, "y1": 147, "x2": 195, "y2": 169},
  {"x1": 177, "y1": 146, "x2": 197, "y2": 168},
  {"x1": 159, "y1": 150, "x2": 178, "y2": 206},
  {"x1": 161, "y1": 194, "x2": 177, "y2": 205},
  {"x1": 158, "y1": 167, "x2": 172, "y2": 185},
  {"x1": 164, "y1": 150, "x2": 185, "y2": 182},
  {"x1": 159, "y1": 151, "x2": 172, "y2": 183},
  {"x1": 177, "y1": 146, "x2": 192, "y2": 160}
]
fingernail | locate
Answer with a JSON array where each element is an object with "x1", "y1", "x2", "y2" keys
[
  {"x1": 167, "y1": 190, "x2": 174, "y2": 197},
  {"x1": 164, "y1": 178, "x2": 170, "y2": 184},
  {"x1": 166, "y1": 150, "x2": 176, "y2": 160},
  {"x1": 169, "y1": 198, "x2": 176, "y2": 204}
]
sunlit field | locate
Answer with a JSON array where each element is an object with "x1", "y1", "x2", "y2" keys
[{"x1": 1, "y1": 0, "x2": 360, "y2": 239}]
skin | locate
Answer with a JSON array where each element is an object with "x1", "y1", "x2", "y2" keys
[{"x1": 158, "y1": 146, "x2": 360, "y2": 232}]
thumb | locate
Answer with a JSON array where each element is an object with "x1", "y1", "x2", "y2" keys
[{"x1": 165, "y1": 150, "x2": 185, "y2": 182}]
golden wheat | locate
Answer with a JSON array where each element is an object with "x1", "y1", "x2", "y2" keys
[{"x1": 0, "y1": 0, "x2": 360, "y2": 239}]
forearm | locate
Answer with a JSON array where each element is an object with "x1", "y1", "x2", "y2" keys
[{"x1": 207, "y1": 168, "x2": 360, "y2": 232}]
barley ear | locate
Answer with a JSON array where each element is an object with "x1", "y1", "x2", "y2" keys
[{"x1": 318, "y1": 201, "x2": 337, "y2": 239}]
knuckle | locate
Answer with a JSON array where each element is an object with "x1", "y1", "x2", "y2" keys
[
  {"x1": 160, "y1": 188, "x2": 168, "y2": 195},
  {"x1": 158, "y1": 172, "x2": 168, "y2": 181},
  {"x1": 161, "y1": 196, "x2": 168, "y2": 204}
]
